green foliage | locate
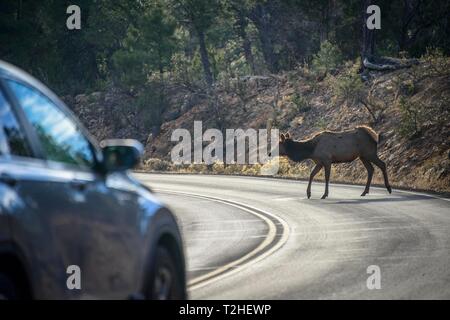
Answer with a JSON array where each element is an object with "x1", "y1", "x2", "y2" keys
[
  {"x1": 1, "y1": 0, "x2": 449, "y2": 96},
  {"x1": 171, "y1": 52, "x2": 203, "y2": 87},
  {"x1": 290, "y1": 93, "x2": 310, "y2": 112},
  {"x1": 333, "y1": 62, "x2": 365, "y2": 104},
  {"x1": 312, "y1": 41, "x2": 343, "y2": 75},
  {"x1": 214, "y1": 41, "x2": 251, "y2": 82},
  {"x1": 170, "y1": 0, "x2": 220, "y2": 33},
  {"x1": 398, "y1": 95, "x2": 450, "y2": 138},
  {"x1": 111, "y1": 50, "x2": 151, "y2": 88},
  {"x1": 331, "y1": 60, "x2": 384, "y2": 122},
  {"x1": 398, "y1": 97, "x2": 427, "y2": 138},
  {"x1": 421, "y1": 48, "x2": 450, "y2": 77},
  {"x1": 315, "y1": 118, "x2": 328, "y2": 130},
  {"x1": 111, "y1": 0, "x2": 177, "y2": 88},
  {"x1": 230, "y1": 77, "x2": 252, "y2": 111},
  {"x1": 139, "y1": 1, "x2": 177, "y2": 73},
  {"x1": 402, "y1": 80, "x2": 416, "y2": 96},
  {"x1": 135, "y1": 86, "x2": 169, "y2": 129}
]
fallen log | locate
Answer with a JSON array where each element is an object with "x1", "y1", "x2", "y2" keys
[{"x1": 363, "y1": 56, "x2": 419, "y2": 71}]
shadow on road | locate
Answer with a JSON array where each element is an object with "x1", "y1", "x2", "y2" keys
[{"x1": 322, "y1": 194, "x2": 435, "y2": 205}]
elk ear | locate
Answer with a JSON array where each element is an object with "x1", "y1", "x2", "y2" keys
[
  {"x1": 285, "y1": 132, "x2": 291, "y2": 139},
  {"x1": 280, "y1": 133, "x2": 286, "y2": 142}
]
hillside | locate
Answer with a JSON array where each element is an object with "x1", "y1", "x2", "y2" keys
[{"x1": 64, "y1": 56, "x2": 450, "y2": 193}]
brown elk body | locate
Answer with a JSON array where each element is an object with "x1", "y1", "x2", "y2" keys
[{"x1": 278, "y1": 126, "x2": 392, "y2": 199}]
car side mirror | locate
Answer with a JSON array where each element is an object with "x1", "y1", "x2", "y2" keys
[{"x1": 99, "y1": 139, "x2": 144, "y2": 173}]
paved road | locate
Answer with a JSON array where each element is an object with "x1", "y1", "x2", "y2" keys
[{"x1": 134, "y1": 173, "x2": 450, "y2": 299}]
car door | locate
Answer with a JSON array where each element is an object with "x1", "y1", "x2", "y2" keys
[
  {"x1": 0, "y1": 90, "x2": 13, "y2": 245},
  {"x1": 4, "y1": 79, "x2": 142, "y2": 299},
  {"x1": 0, "y1": 79, "x2": 85, "y2": 299}
]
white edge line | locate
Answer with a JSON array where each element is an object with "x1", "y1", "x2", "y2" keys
[{"x1": 135, "y1": 173, "x2": 450, "y2": 202}]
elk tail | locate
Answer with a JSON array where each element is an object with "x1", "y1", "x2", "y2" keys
[{"x1": 358, "y1": 125, "x2": 379, "y2": 144}]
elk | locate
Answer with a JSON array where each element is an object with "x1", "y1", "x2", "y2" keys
[{"x1": 278, "y1": 126, "x2": 392, "y2": 199}]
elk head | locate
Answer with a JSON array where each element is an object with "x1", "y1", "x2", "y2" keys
[
  {"x1": 279, "y1": 132, "x2": 292, "y2": 156},
  {"x1": 269, "y1": 132, "x2": 292, "y2": 157}
]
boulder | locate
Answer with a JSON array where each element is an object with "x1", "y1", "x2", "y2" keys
[{"x1": 75, "y1": 94, "x2": 88, "y2": 104}]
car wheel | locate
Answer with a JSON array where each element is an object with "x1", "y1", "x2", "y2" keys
[
  {"x1": 150, "y1": 246, "x2": 184, "y2": 300},
  {"x1": 0, "y1": 273, "x2": 19, "y2": 300}
]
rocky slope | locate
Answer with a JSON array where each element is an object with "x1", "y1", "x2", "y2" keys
[{"x1": 63, "y1": 58, "x2": 450, "y2": 193}]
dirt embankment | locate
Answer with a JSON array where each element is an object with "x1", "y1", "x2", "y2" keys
[{"x1": 64, "y1": 59, "x2": 450, "y2": 193}]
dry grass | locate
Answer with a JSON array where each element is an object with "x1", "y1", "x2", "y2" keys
[{"x1": 141, "y1": 153, "x2": 449, "y2": 193}]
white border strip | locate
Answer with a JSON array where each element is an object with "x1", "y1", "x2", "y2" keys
[{"x1": 134, "y1": 172, "x2": 450, "y2": 202}]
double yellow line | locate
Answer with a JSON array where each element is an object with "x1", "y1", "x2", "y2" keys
[{"x1": 155, "y1": 189, "x2": 290, "y2": 291}]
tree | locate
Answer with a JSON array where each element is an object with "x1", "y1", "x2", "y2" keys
[
  {"x1": 248, "y1": 1, "x2": 280, "y2": 73},
  {"x1": 225, "y1": 0, "x2": 256, "y2": 74},
  {"x1": 170, "y1": 0, "x2": 220, "y2": 86},
  {"x1": 2, "y1": 0, "x2": 449, "y2": 96},
  {"x1": 312, "y1": 40, "x2": 343, "y2": 76},
  {"x1": 111, "y1": 1, "x2": 177, "y2": 130},
  {"x1": 384, "y1": 0, "x2": 450, "y2": 56},
  {"x1": 140, "y1": 1, "x2": 177, "y2": 79},
  {"x1": 362, "y1": 0, "x2": 376, "y2": 61}
]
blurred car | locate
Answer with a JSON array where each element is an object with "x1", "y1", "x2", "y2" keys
[{"x1": 0, "y1": 60, "x2": 186, "y2": 299}]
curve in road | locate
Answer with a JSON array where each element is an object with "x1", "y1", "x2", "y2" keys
[
  {"x1": 135, "y1": 173, "x2": 450, "y2": 299},
  {"x1": 156, "y1": 190, "x2": 289, "y2": 291}
]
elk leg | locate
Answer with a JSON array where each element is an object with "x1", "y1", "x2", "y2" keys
[
  {"x1": 321, "y1": 162, "x2": 331, "y2": 199},
  {"x1": 307, "y1": 164, "x2": 323, "y2": 199},
  {"x1": 372, "y1": 156, "x2": 392, "y2": 194},
  {"x1": 360, "y1": 158, "x2": 374, "y2": 196}
]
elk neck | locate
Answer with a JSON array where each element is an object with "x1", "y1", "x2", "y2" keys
[{"x1": 286, "y1": 139, "x2": 316, "y2": 162}]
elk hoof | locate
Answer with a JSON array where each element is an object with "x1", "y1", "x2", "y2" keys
[
  {"x1": 307, "y1": 192, "x2": 311, "y2": 199},
  {"x1": 361, "y1": 192, "x2": 367, "y2": 196},
  {"x1": 321, "y1": 194, "x2": 327, "y2": 199},
  {"x1": 387, "y1": 186, "x2": 392, "y2": 194}
]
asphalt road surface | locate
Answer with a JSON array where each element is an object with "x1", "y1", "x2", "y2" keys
[{"x1": 134, "y1": 173, "x2": 450, "y2": 299}]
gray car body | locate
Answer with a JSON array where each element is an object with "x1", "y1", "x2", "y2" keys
[{"x1": 0, "y1": 60, "x2": 186, "y2": 299}]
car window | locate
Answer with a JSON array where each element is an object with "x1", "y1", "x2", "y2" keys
[
  {"x1": 6, "y1": 80, "x2": 95, "y2": 168},
  {"x1": 0, "y1": 88, "x2": 32, "y2": 157}
]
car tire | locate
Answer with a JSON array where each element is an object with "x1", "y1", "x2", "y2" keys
[
  {"x1": 0, "y1": 273, "x2": 19, "y2": 300},
  {"x1": 149, "y1": 246, "x2": 184, "y2": 300}
]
